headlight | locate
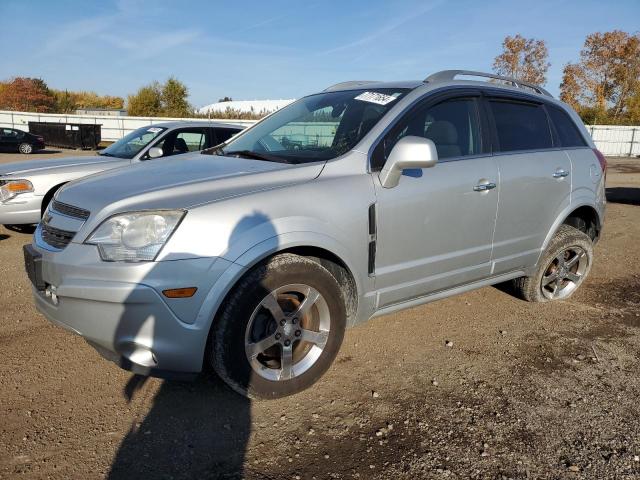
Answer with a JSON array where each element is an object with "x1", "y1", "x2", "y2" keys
[
  {"x1": 0, "y1": 179, "x2": 34, "y2": 202},
  {"x1": 86, "y1": 210, "x2": 185, "y2": 262}
]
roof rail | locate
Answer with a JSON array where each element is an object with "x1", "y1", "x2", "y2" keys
[
  {"x1": 323, "y1": 80, "x2": 378, "y2": 92},
  {"x1": 424, "y1": 70, "x2": 552, "y2": 98}
]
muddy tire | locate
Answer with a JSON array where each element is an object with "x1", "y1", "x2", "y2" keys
[
  {"x1": 512, "y1": 224, "x2": 593, "y2": 302},
  {"x1": 210, "y1": 253, "x2": 346, "y2": 399}
]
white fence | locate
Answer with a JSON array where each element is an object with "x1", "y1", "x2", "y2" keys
[
  {"x1": 1, "y1": 110, "x2": 639, "y2": 157},
  {"x1": 585, "y1": 125, "x2": 640, "y2": 157}
]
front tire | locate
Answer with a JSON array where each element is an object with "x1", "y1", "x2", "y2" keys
[
  {"x1": 210, "y1": 253, "x2": 347, "y2": 399},
  {"x1": 512, "y1": 224, "x2": 593, "y2": 302},
  {"x1": 18, "y1": 143, "x2": 33, "y2": 154}
]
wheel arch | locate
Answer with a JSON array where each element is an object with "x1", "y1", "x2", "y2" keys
[
  {"x1": 41, "y1": 182, "x2": 68, "y2": 216},
  {"x1": 538, "y1": 202, "x2": 602, "y2": 268},
  {"x1": 197, "y1": 234, "x2": 364, "y2": 371},
  {"x1": 562, "y1": 205, "x2": 602, "y2": 241},
  {"x1": 232, "y1": 234, "x2": 361, "y2": 325}
]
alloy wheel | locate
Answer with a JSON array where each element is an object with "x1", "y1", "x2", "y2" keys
[
  {"x1": 244, "y1": 284, "x2": 330, "y2": 381},
  {"x1": 540, "y1": 246, "x2": 588, "y2": 300}
]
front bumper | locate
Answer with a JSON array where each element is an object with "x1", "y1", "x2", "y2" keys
[
  {"x1": 30, "y1": 242, "x2": 235, "y2": 375},
  {"x1": 0, "y1": 194, "x2": 42, "y2": 225}
]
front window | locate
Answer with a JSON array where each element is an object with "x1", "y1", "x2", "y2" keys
[
  {"x1": 99, "y1": 126, "x2": 167, "y2": 159},
  {"x1": 207, "y1": 88, "x2": 409, "y2": 164}
]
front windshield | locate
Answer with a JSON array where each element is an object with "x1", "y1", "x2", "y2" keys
[
  {"x1": 210, "y1": 88, "x2": 409, "y2": 163},
  {"x1": 100, "y1": 126, "x2": 167, "y2": 159}
]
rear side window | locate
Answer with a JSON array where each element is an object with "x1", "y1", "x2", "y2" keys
[
  {"x1": 547, "y1": 106, "x2": 587, "y2": 147},
  {"x1": 489, "y1": 100, "x2": 552, "y2": 152},
  {"x1": 214, "y1": 128, "x2": 240, "y2": 144}
]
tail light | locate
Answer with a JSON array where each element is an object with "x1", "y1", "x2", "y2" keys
[{"x1": 592, "y1": 148, "x2": 607, "y2": 173}]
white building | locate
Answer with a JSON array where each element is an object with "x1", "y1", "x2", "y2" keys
[{"x1": 198, "y1": 99, "x2": 295, "y2": 115}]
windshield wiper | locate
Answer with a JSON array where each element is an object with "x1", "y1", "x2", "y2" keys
[
  {"x1": 97, "y1": 151, "x2": 115, "y2": 157},
  {"x1": 223, "y1": 150, "x2": 291, "y2": 163}
]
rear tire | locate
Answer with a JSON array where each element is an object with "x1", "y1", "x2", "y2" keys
[
  {"x1": 512, "y1": 225, "x2": 593, "y2": 302},
  {"x1": 210, "y1": 253, "x2": 346, "y2": 399},
  {"x1": 18, "y1": 143, "x2": 33, "y2": 154}
]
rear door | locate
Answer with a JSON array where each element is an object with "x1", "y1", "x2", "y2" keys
[
  {"x1": 486, "y1": 96, "x2": 571, "y2": 274},
  {"x1": 372, "y1": 91, "x2": 500, "y2": 307}
]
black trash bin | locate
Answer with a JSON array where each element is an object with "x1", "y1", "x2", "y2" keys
[{"x1": 28, "y1": 122, "x2": 102, "y2": 150}]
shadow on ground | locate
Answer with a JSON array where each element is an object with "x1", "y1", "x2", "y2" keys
[
  {"x1": 3, "y1": 224, "x2": 36, "y2": 234},
  {"x1": 606, "y1": 187, "x2": 640, "y2": 206},
  {"x1": 108, "y1": 374, "x2": 251, "y2": 479}
]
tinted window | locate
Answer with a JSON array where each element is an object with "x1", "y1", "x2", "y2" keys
[
  {"x1": 214, "y1": 127, "x2": 240, "y2": 144},
  {"x1": 490, "y1": 100, "x2": 552, "y2": 152},
  {"x1": 548, "y1": 106, "x2": 587, "y2": 147},
  {"x1": 373, "y1": 97, "x2": 481, "y2": 170}
]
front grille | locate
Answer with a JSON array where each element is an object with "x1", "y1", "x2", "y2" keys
[
  {"x1": 51, "y1": 200, "x2": 90, "y2": 220},
  {"x1": 41, "y1": 224, "x2": 75, "y2": 249}
]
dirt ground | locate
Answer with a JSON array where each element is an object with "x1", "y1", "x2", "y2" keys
[{"x1": 0, "y1": 154, "x2": 639, "y2": 480}]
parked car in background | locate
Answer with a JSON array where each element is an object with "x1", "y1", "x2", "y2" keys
[
  {"x1": 24, "y1": 70, "x2": 605, "y2": 399},
  {"x1": 0, "y1": 121, "x2": 244, "y2": 226},
  {"x1": 0, "y1": 128, "x2": 45, "y2": 154}
]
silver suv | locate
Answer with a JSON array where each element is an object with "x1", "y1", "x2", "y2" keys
[
  {"x1": 0, "y1": 121, "x2": 243, "y2": 226},
  {"x1": 25, "y1": 70, "x2": 606, "y2": 398}
]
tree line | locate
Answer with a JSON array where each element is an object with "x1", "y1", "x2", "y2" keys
[
  {"x1": 493, "y1": 30, "x2": 640, "y2": 124},
  {"x1": 1, "y1": 29, "x2": 638, "y2": 124},
  {"x1": 0, "y1": 77, "x2": 194, "y2": 118}
]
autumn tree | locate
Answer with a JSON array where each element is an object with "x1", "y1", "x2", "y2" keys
[
  {"x1": 127, "y1": 82, "x2": 163, "y2": 117},
  {"x1": 0, "y1": 77, "x2": 56, "y2": 112},
  {"x1": 52, "y1": 89, "x2": 125, "y2": 113},
  {"x1": 493, "y1": 34, "x2": 550, "y2": 85},
  {"x1": 560, "y1": 30, "x2": 640, "y2": 123},
  {"x1": 127, "y1": 78, "x2": 192, "y2": 117}
]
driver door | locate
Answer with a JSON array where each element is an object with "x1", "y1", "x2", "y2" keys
[{"x1": 372, "y1": 92, "x2": 500, "y2": 308}]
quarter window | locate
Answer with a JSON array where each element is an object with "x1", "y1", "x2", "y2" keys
[
  {"x1": 373, "y1": 97, "x2": 481, "y2": 170},
  {"x1": 489, "y1": 100, "x2": 552, "y2": 152},
  {"x1": 547, "y1": 106, "x2": 587, "y2": 147}
]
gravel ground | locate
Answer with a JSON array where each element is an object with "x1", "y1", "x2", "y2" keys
[{"x1": 0, "y1": 155, "x2": 639, "y2": 479}]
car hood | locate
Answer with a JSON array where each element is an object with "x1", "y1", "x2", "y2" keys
[
  {"x1": 0, "y1": 155, "x2": 121, "y2": 176},
  {"x1": 56, "y1": 153, "x2": 325, "y2": 217}
]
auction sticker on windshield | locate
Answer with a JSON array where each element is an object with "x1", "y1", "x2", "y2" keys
[
  {"x1": 147, "y1": 127, "x2": 163, "y2": 133},
  {"x1": 354, "y1": 91, "x2": 397, "y2": 106}
]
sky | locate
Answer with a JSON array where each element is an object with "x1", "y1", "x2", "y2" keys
[{"x1": 0, "y1": 0, "x2": 638, "y2": 108}]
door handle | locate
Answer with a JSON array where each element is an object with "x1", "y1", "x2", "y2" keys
[
  {"x1": 473, "y1": 182, "x2": 496, "y2": 192},
  {"x1": 553, "y1": 170, "x2": 569, "y2": 178}
]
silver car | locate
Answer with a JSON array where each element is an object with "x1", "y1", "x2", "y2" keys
[
  {"x1": 0, "y1": 121, "x2": 243, "y2": 226},
  {"x1": 24, "y1": 70, "x2": 606, "y2": 398}
]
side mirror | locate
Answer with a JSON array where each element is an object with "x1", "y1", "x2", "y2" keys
[
  {"x1": 379, "y1": 136, "x2": 438, "y2": 188},
  {"x1": 147, "y1": 147, "x2": 164, "y2": 159}
]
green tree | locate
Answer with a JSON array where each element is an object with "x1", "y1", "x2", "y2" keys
[
  {"x1": 161, "y1": 77, "x2": 192, "y2": 117},
  {"x1": 127, "y1": 82, "x2": 162, "y2": 117},
  {"x1": 126, "y1": 78, "x2": 191, "y2": 117}
]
